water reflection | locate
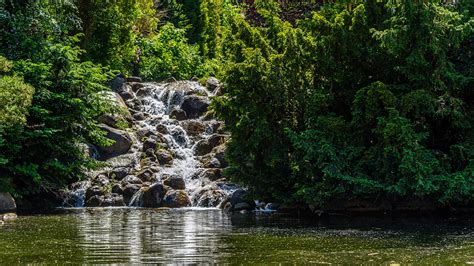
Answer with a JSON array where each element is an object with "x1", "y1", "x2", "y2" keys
[
  {"x1": 0, "y1": 208, "x2": 472, "y2": 264},
  {"x1": 74, "y1": 208, "x2": 232, "y2": 264}
]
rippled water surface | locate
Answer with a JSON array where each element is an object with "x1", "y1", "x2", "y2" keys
[{"x1": 0, "y1": 208, "x2": 473, "y2": 264}]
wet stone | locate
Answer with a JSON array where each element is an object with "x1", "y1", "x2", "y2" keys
[{"x1": 163, "y1": 175, "x2": 186, "y2": 190}]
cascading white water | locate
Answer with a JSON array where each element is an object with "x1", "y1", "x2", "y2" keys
[
  {"x1": 127, "y1": 81, "x2": 233, "y2": 207},
  {"x1": 137, "y1": 83, "x2": 205, "y2": 190},
  {"x1": 63, "y1": 80, "x2": 237, "y2": 209}
]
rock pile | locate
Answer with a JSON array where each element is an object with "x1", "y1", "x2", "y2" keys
[{"x1": 62, "y1": 77, "x2": 253, "y2": 211}]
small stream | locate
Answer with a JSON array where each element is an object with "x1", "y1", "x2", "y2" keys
[{"x1": 0, "y1": 209, "x2": 473, "y2": 264}]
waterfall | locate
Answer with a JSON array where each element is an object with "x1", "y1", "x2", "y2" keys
[{"x1": 63, "y1": 80, "x2": 237, "y2": 209}]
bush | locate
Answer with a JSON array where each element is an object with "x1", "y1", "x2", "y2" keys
[
  {"x1": 215, "y1": 1, "x2": 474, "y2": 207},
  {"x1": 139, "y1": 23, "x2": 204, "y2": 81}
]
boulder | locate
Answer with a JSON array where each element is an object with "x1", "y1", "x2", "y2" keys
[
  {"x1": 137, "y1": 169, "x2": 154, "y2": 182},
  {"x1": 132, "y1": 112, "x2": 146, "y2": 121},
  {"x1": 106, "y1": 154, "x2": 139, "y2": 169},
  {"x1": 121, "y1": 175, "x2": 143, "y2": 186},
  {"x1": 200, "y1": 168, "x2": 222, "y2": 181},
  {"x1": 201, "y1": 157, "x2": 222, "y2": 168},
  {"x1": 194, "y1": 135, "x2": 228, "y2": 156},
  {"x1": 230, "y1": 189, "x2": 256, "y2": 211},
  {"x1": 111, "y1": 184, "x2": 123, "y2": 194},
  {"x1": 98, "y1": 114, "x2": 122, "y2": 128},
  {"x1": 119, "y1": 90, "x2": 134, "y2": 101},
  {"x1": 110, "y1": 167, "x2": 129, "y2": 181},
  {"x1": 213, "y1": 145, "x2": 228, "y2": 168},
  {"x1": 156, "y1": 124, "x2": 168, "y2": 134},
  {"x1": 142, "y1": 183, "x2": 167, "y2": 207},
  {"x1": 162, "y1": 190, "x2": 191, "y2": 208},
  {"x1": 125, "y1": 98, "x2": 141, "y2": 109},
  {"x1": 156, "y1": 149, "x2": 173, "y2": 165},
  {"x1": 163, "y1": 175, "x2": 186, "y2": 190},
  {"x1": 108, "y1": 74, "x2": 126, "y2": 92},
  {"x1": 170, "y1": 108, "x2": 187, "y2": 121},
  {"x1": 180, "y1": 95, "x2": 210, "y2": 119},
  {"x1": 206, "y1": 77, "x2": 220, "y2": 92},
  {"x1": 97, "y1": 91, "x2": 132, "y2": 128},
  {"x1": 194, "y1": 189, "x2": 227, "y2": 208},
  {"x1": 137, "y1": 128, "x2": 154, "y2": 139},
  {"x1": 97, "y1": 124, "x2": 133, "y2": 158},
  {"x1": 122, "y1": 184, "x2": 142, "y2": 205},
  {"x1": 181, "y1": 120, "x2": 206, "y2": 136},
  {"x1": 85, "y1": 186, "x2": 103, "y2": 201},
  {"x1": 208, "y1": 134, "x2": 228, "y2": 148},
  {"x1": 144, "y1": 148, "x2": 157, "y2": 160},
  {"x1": 135, "y1": 87, "x2": 152, "y2": 98},
  {"x1": 143, "y1": 137, "x2": 158, "y2": 151},
  {"x1": 0, "y1": 193, "x2": 16, "y2": 214},
  {"x1": 101, "y1": 194, "x2": 126, "y2": 207},
  {"x1": 86, "y1": 195, "x2": 103, "y2": 207},
  {"x1": 194, "y1": 140, "x2": 213, "y2": 156},
  {"x1": 140, "y1": 157, "x2": 155, "y2": 168}
]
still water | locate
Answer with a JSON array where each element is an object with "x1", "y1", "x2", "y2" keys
[{"x1": 0, "y1": 208, "x2": 473, "y2": 264}]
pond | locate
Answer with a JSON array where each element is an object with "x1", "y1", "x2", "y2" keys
[{"x1": 0, "y1": 208, "x2": 473, "y2": 264}]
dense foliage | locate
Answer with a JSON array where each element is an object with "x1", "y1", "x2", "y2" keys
[
  {"x1": 1, "y1": 0, "x2": 473, "y2": 209},
  {"x1": 0, "y1": 1, "x2": 114, "y2": 197},
  {"x1": 215, "y1": 0, "x2": 474, "y2": 208}
]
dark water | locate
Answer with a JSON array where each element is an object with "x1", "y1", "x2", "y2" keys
[{"x1": 0, "y1": 208, "x2": 473, "y2": 264}]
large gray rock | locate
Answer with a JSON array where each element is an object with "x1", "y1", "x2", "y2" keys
[
  {"x1": 208, "y1": 134, "x2": 228, "y2": 148},
  {"x1": 121, "y1": 175, "x2": 143, "y2": 186},
  {"x1": 170, "y1": 108, "x2": 187, "y2": 121},
  {"x1": 97, "y1": 91, "x2": 132, "y2": 128},
  {"x1": 106, "y1": 153, "x2": 139, "y2": 169},
  {"x1": 98, "y1": 124, "x2": 133, "y2": 158},
  {"x1": 230, "y1": 189, "x2": 256, "y2": 211},
  {"x1": 86, "y1": 195, "x2": 103, "y2": 207},
  {"x1": 136, "y1": 169, "x2": 154, "y2": 182},
  {"x1": 200, "y1": 168, "x2": 222, "y2": 181},
  {"x1": 110, "y1": 167, "x2": 129, "y2": 181},
  {"x1": 143, "y1": 137, "x2": 158, "y2": 151},
  {"x1": 206, "y1": 77, "x2": 220, "y2": 92},
  {"x1": 194, "y1": 140, "x2": 213, "y2": 156},
  {"x1": 142, "y1": 183, "x2": 167, "y2": 207},
  {"x1": 156, "y1": 149, "x2": 173, "y2": 165},
  {"x1": 180, "y1": 95, "x2": 210, "y2": 119},
  {"x1": 162, "y1": 190, "x2": 191, "y2": 208},
  {"x1": 194, "y1": 135, "x2": 227, "y2": 156},
  {"x1": 101, "y1": 194, "x2": 126, "y2": 207},
  {"x1": 180, "y1": 120, "x2": 206, "y2": 136},
  {"x1": 108, "y1": 74, "x2": 126, "y2": 92},
  {"x1": 0, "y1": 193, "x2": 16, "y2": 213},
  {"x1": 163, "y1": 175, "x2": 186, "y2": 190},
  {"x1": 85, "y1": 186, "x2": 104, "y2": 202},
  {"x1": 193, "y1": 189, "x2": 227, "y2": 208},
  {"x1": 123, "y1": 184, "x2": 142, "y2": 205}
]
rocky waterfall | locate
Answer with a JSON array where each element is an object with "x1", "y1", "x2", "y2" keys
[{"x1": 62, "y1": 77, "x2": 254, "y2": 211}]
